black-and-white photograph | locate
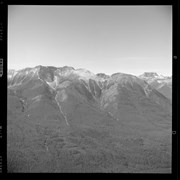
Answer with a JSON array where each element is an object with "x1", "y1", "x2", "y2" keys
[{"x1": 7, "y1": 5, "x2": 172, "y2": 173}]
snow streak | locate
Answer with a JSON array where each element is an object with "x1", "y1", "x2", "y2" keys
[{"x1": 55, "y1": 95, "x2": 69, "y2": 126}]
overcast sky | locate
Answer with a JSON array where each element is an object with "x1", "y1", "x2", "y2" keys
[{"x1": 8, "y1": 5, "x2": 172, "y2": 76}]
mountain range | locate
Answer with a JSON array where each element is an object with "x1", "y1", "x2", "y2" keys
[
  {"x1": 7, "y1": 65, "x2": 172, "y2": 173},
  {"x1": 139, "y1": 72, "x2": 172, "y2": 101}
]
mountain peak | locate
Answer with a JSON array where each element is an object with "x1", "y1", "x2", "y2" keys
[
  {"x1": 73, "y1": 68, "x2": 96, "y2": 80},
  {"x1": 60, "y1": 66, "x2": 75, "y2": 71},
  {"x1": 140, "y1": 72, "x2": 159, "y2": 78},
  {"x1": 139, "y1": 72, "x2": 168, "y2": 81},
  {"x1": 96, "y1": 73, "x2": 110, "y2": 79}
]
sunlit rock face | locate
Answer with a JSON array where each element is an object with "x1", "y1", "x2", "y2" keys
[
  {"x1": 139, "y1": 72, "x2": 172, "y2": 101},
  {"x1": 7, "y1": 66, "x2": 172, "y2": 173}
]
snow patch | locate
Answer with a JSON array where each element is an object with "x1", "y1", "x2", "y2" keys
[
  {"x1": 58, "y1": 80, "x2": 71, "y2": 89},
  {"x1": 144, "y1": 85, "x2": 152, "y2": 97},
  {"x1": 74, "y1": 69, "x2": 96, "y2": 81},
  {"x1": 31, "y1": 95, "x2": 42, "y2": 102},
  {"x1": 46, "y1": 75, "x2": 58, "y2": 90},
  {"x1": 55, "y1": 94, "x2": 69, "y2": 126},
  {"x1": 30, "y1": 67, "x2": 39, "y2": 74},
  {"x1": 108, "y1": 112, "x2": 113, "y2": 117},
  {"x1": 36, "y1": 70, "x2": 45, "y2": 83},
  {"x1": 56, "y1": 68, "x2": 73, "y2": 77},
  {"x1": 58, "y1": 90, "x2": 68, "y2": 102},
  {"x1": 81, "y1": 80, "x2": 90, "y2": 91}
]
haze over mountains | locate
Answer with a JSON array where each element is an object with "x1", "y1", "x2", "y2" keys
[{"x1": 7, "y1": 65, "x2": 172, "y2": 173}]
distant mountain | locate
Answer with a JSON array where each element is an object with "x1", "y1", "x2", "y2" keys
[
  {"x1": 7, "y1": 66, "x2": 172, "y2": 173},
  {"x1": 139, "y1": 72, "x2": 172, "y2": 101},
  {"x1": 96, "y1": 73, "x2": 110, "y2": 80}
]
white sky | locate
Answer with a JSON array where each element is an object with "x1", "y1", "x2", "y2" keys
[{"x1": 8, "y1": 5, "x2": 172, "y2": 76}]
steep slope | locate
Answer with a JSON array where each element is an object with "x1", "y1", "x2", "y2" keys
[
  {"x1": 101, "y1": 73, "x2": 171, "y2": 132},
  {"x1": 7, "y1": 66, "x2": 172, "y2": 173},
  {"x1": 139, "y1": 72, "x2": 172, "y2": 101}
]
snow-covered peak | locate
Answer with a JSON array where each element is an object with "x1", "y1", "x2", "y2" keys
[
  {"x1": 8, "y1": 67, "x2": 40, "y2": 78},
  {"x1": 139, "y1": 72, "x2": 172, "y2": 83},
  {"x1": 138, "y1": 72, "x2": 172, "y2": 100},
  {"x1": 55, "y1": 67, "x2": 74, "y2": 77},
  {"x1": 30, "y1": 66, "x2": 40, "y2": 74},
  {"x1": 73, "y1": 68, "x2": 96, "y2": 80},
  {"x1": 139, "y1": 72, "x2": 159, "y2": 79},
  {"x1": 138, "y1": 72, "x2": 169, "y2": 84}
]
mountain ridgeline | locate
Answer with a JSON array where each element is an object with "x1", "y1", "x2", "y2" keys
[
  {"x1": 7, "y1": 66, "x2": 172, "y2": 173},
  {"x1": 139, "y1": 72, "x2": 172, "y2": 101}
]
